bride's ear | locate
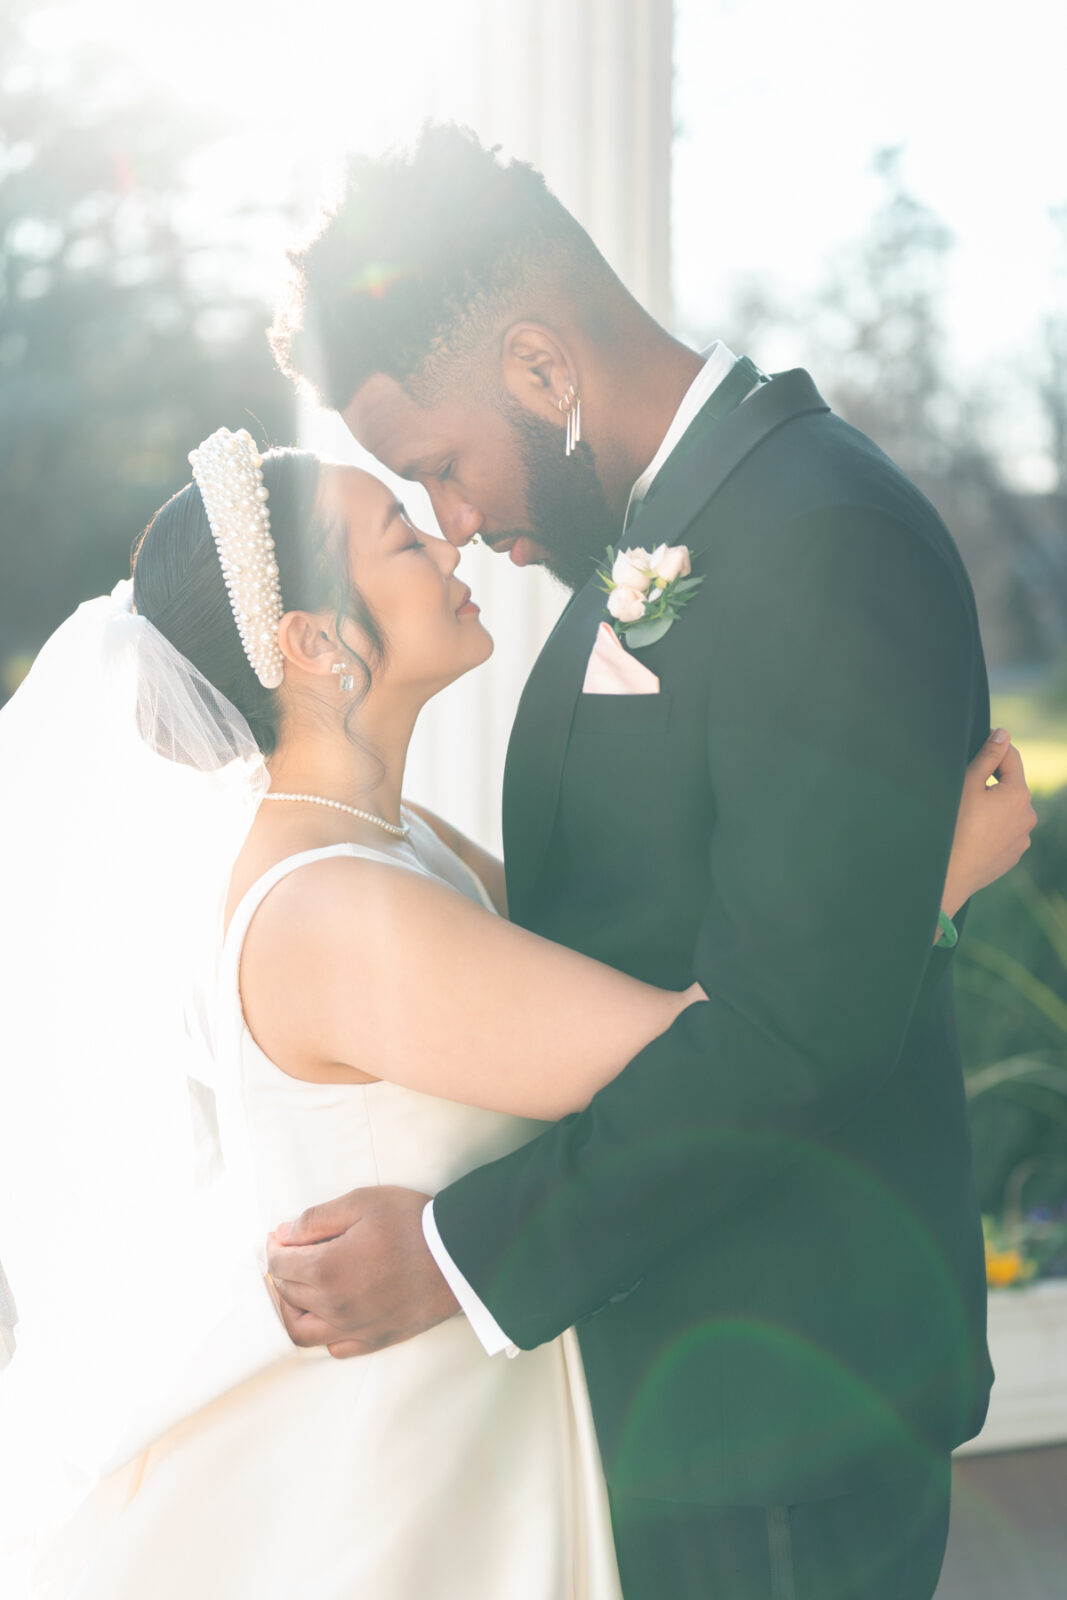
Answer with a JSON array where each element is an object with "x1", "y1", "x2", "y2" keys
[{"x1": 276, "y1": 612, "x2": 345, "y2": 679}]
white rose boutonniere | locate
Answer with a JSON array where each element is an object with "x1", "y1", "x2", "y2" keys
[
  {"x1": 611, "y1": 547, "x2": 654, "y2": 590},
  {"x1": 595, "y1": 542, "x2": 702, "y2": 648}
]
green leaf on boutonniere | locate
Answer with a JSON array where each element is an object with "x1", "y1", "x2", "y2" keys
[{"x1": 623, "y1": 614, "x2": 676, "y2": 649}]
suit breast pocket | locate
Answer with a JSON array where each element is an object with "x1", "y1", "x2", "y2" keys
[{"x1": 572, "y1": 688, "x2": 674, "y2": 737}]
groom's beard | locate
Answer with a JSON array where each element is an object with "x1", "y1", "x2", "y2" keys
[{"x1": 498, "y1": 403, "x2": 619, "y2": 592}]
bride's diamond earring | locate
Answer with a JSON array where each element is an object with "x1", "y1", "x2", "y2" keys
[
  {"x1": 559, "y1": 385, "x2": 582, "y2": 458},
  {"x1": 331, "y1": 660, "x2": 355, "y2": 693}
]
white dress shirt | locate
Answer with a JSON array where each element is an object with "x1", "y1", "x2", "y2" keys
[{"x1": 423, "y1": 340, "x2": 766, "y2": 1356}]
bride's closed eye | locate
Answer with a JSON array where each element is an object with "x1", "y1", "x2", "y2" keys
[{"x1": 395, "y1": 508, "x2": 424, "y2": 551}]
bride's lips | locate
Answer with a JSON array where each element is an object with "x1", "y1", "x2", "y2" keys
[{"x1": 454, "y1": 584, "x2": 480, "y2": 617}]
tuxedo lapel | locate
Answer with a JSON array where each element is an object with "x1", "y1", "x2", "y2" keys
[
  {"x1": 503, "y1": 369, "x2": 830, "y2": 924},
  {"x1": 626, "y1": 368, "x2": 828, "y2": 550},
  {"x1": 503, "y1": 579, "x2": 605, "y2": 921}
]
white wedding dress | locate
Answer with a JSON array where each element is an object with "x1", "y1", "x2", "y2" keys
[{"x1": 35, "y1": 813, "x2": 621, "y2": 1599}]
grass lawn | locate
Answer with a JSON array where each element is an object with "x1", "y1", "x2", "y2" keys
[{"x1": 991, "y1": 694, "x2": 1067, "y2": 796}]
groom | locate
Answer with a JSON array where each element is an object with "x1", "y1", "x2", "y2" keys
[{"x1": 266, "y1": 126, "x2": 993, "y2": 1598}]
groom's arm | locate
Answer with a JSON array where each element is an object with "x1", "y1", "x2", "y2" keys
[
  {"x1": 429, "y1": 506, "x2": 980, "y2": 1349},
  {"x1": 421, "y1": 1201, "x2": 516, "y2": 1355}
]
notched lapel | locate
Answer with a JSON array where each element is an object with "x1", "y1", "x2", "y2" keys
[
  {"x1": 626, "y1": 369, "x2": 829, "y2": 561},
  {"x1": 503, "y1": 581, "x2": 606, "y2": 922}
]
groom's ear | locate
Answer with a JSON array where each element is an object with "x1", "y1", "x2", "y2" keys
[{"x1": 501, "y1": 321, "x2": 578, "y2": 422}]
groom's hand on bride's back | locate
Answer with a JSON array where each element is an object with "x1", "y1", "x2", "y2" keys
[{"x1": 265, "y1": 1186, "x2": 460, "y2": 1358}]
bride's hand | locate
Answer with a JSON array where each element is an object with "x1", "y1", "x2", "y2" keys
[{"x1": 941, "y1": 729, "x2": 1036, "y2": 921}]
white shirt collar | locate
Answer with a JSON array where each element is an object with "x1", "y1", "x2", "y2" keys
[{"x1": 623, "y1": 339, "x2": 740, "y2": 533}]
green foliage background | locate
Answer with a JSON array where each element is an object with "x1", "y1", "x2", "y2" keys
[
  {"x1": 958, "y1": 793, "x2": 1067, "y2": 1228},
  {"x1": 0, "y1": 0, "x2": 294, "y2": 686}
]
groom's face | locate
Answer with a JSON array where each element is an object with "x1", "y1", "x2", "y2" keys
[{"x1": 343, "y1": 374, "x2": 618, "y2": 592}]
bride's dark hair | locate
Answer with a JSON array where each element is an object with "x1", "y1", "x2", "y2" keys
[{"x1": 132, "y1": 447, "x2": 383, "y2": 755}]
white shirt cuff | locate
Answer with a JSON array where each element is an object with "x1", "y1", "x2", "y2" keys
[{"x1": 422, "y1": 1200, "x2": 518, "y2": 1358}]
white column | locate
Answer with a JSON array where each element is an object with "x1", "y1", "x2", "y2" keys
[{"x1": 300, "y1": 0, "x2": 674, "y2": 850}]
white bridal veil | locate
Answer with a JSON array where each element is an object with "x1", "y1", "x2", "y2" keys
[{"x1": 0, "y1": 581, "x2": 289, "y2": 1580}]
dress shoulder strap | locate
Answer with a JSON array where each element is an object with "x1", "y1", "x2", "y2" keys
[{"x1": 222, "y1": 842, "x2": 431, "y2": 964}]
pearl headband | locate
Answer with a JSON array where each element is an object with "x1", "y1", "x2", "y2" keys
[{"x1": 188, "y1": 427, "x2": 285, "y2": 689}]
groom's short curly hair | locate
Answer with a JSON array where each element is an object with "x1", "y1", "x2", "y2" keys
[{"x1": 270, "y1": 124, "x2": 615, "y2": 411}]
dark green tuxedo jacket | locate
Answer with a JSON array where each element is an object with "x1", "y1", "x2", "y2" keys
[{"x1": 435, "y1": 370, "x2": 993, "y2": 1506}]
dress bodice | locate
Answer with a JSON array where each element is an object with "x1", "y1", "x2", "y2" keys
[{"x1": 213, "y1": 810, "x2": 546, "y2": 1235}]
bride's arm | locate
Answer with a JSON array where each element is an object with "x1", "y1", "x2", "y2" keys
[
  {"x1": 240, "y1": 860, "x2": 701, "y2": 1122},
  {"x1": 242, "y1": 731, "x2": 1031, "y2": 1123},
  {"x1": 400, "y1": 798, "x2": 508, "y2": 916}
]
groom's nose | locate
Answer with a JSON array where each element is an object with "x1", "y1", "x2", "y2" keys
[{"x1": 431, "y1": 490, "x2": 484, "y2": 547}]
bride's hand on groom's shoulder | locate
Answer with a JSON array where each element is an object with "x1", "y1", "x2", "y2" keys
[{"x1": 265, "y1": 1186, "x2": 460, "y2": 1359}]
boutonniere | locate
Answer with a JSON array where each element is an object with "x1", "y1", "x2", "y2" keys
[{"x1": 594, "y1": 543, "x2": 704, "y2": 649}]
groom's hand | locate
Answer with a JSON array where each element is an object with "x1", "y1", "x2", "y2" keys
[{"x1": 265, "y1": 1186, "x2": 460, "y2": 1359}]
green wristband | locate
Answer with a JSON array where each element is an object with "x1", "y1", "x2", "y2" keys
[{"x1": 936, "y1": 910, "x2": 958, "y2": 949}]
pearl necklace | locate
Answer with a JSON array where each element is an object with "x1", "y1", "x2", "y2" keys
[{"x1": 263, "y1": 792, "x2": 410, "y2": 839}]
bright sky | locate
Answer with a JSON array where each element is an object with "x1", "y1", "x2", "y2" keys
[
  {"x1": 27, "y1": 0, "x2": 446, "y2": 147},
  {"x1": 674, "y1": 0, "x2": 1067, "y2": 485},
  {"x1": 23, "y1": 0, "x2": 1067, "y2": 483},
  {"x1": 23, "y1": 0, "x2": 459, "y2": 303}
]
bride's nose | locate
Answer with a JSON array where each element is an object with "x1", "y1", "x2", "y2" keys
[{"x1": 428, "y1": 533, "x2": 461, "y2": 576}]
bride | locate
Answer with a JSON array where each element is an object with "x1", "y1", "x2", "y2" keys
[{"x1": 0, "y1": 429, "x2": 1033, "y2": 1598}]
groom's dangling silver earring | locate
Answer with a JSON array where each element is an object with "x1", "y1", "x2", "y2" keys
[
  {"x1": 559, "y1": 385, "x2": 581, "y2": 457},
  {"x1": 331, "y1": 660, "x2": 355, "y2": 693}
]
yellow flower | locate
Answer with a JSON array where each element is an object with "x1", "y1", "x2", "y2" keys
[{"x1": 985, "y1": 1245, "x2": 1026, "y2": 1287}]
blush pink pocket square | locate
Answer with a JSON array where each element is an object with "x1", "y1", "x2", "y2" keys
[{"x1": 582, "y1": 621, "x2": 661, "y2": 695}]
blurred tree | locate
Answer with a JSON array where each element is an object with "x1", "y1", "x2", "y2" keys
[
  {"x1": 1039, "y1": 203, "x2": 1067, "y2": 500},
  {"x1": 0, "y1": 0, "x2": 294, "y2": 693},
  {"x1": 812, "y1": 150, "x2": 1067, "y2": 666},
  {"x1": 707, "y1": 150, "x2": 1067, "y2": 668},
  {"x1": 812, "y1": 147, "x2": 957, "y2": 479},
  {"x1": 1030, "y1": 202, "x2": 1067, "y2": 695}
]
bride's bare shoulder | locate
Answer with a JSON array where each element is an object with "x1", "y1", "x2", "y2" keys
[
  {"x1": 223, "y1": 810, "x2": 402, "y2": 936},
  {"x1": 230, "y1": 838, "x2": 458, "y2": 955},
  {"x1": 232, "y1": 848, "x2": 427, "y2": 1088},
  {"x1": 234, "y1": 849, "x2": 476, "y2": 1084}
]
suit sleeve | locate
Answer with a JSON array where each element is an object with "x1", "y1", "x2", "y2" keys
[{"x1": 433, "y1": 507, "x2": 979, "y2": 1349}]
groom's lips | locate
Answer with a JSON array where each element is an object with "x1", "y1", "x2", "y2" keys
[
  {"x1": 479, "y1": 532, "x2": 552, "y2": 567},
  {"x1": 507, "y1": 536, "x2": 551, "y2": 567}
]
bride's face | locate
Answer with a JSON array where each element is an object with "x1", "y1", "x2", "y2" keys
[{"x1": 319, "y1": 465, "x2": 493, "y2": 695}]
